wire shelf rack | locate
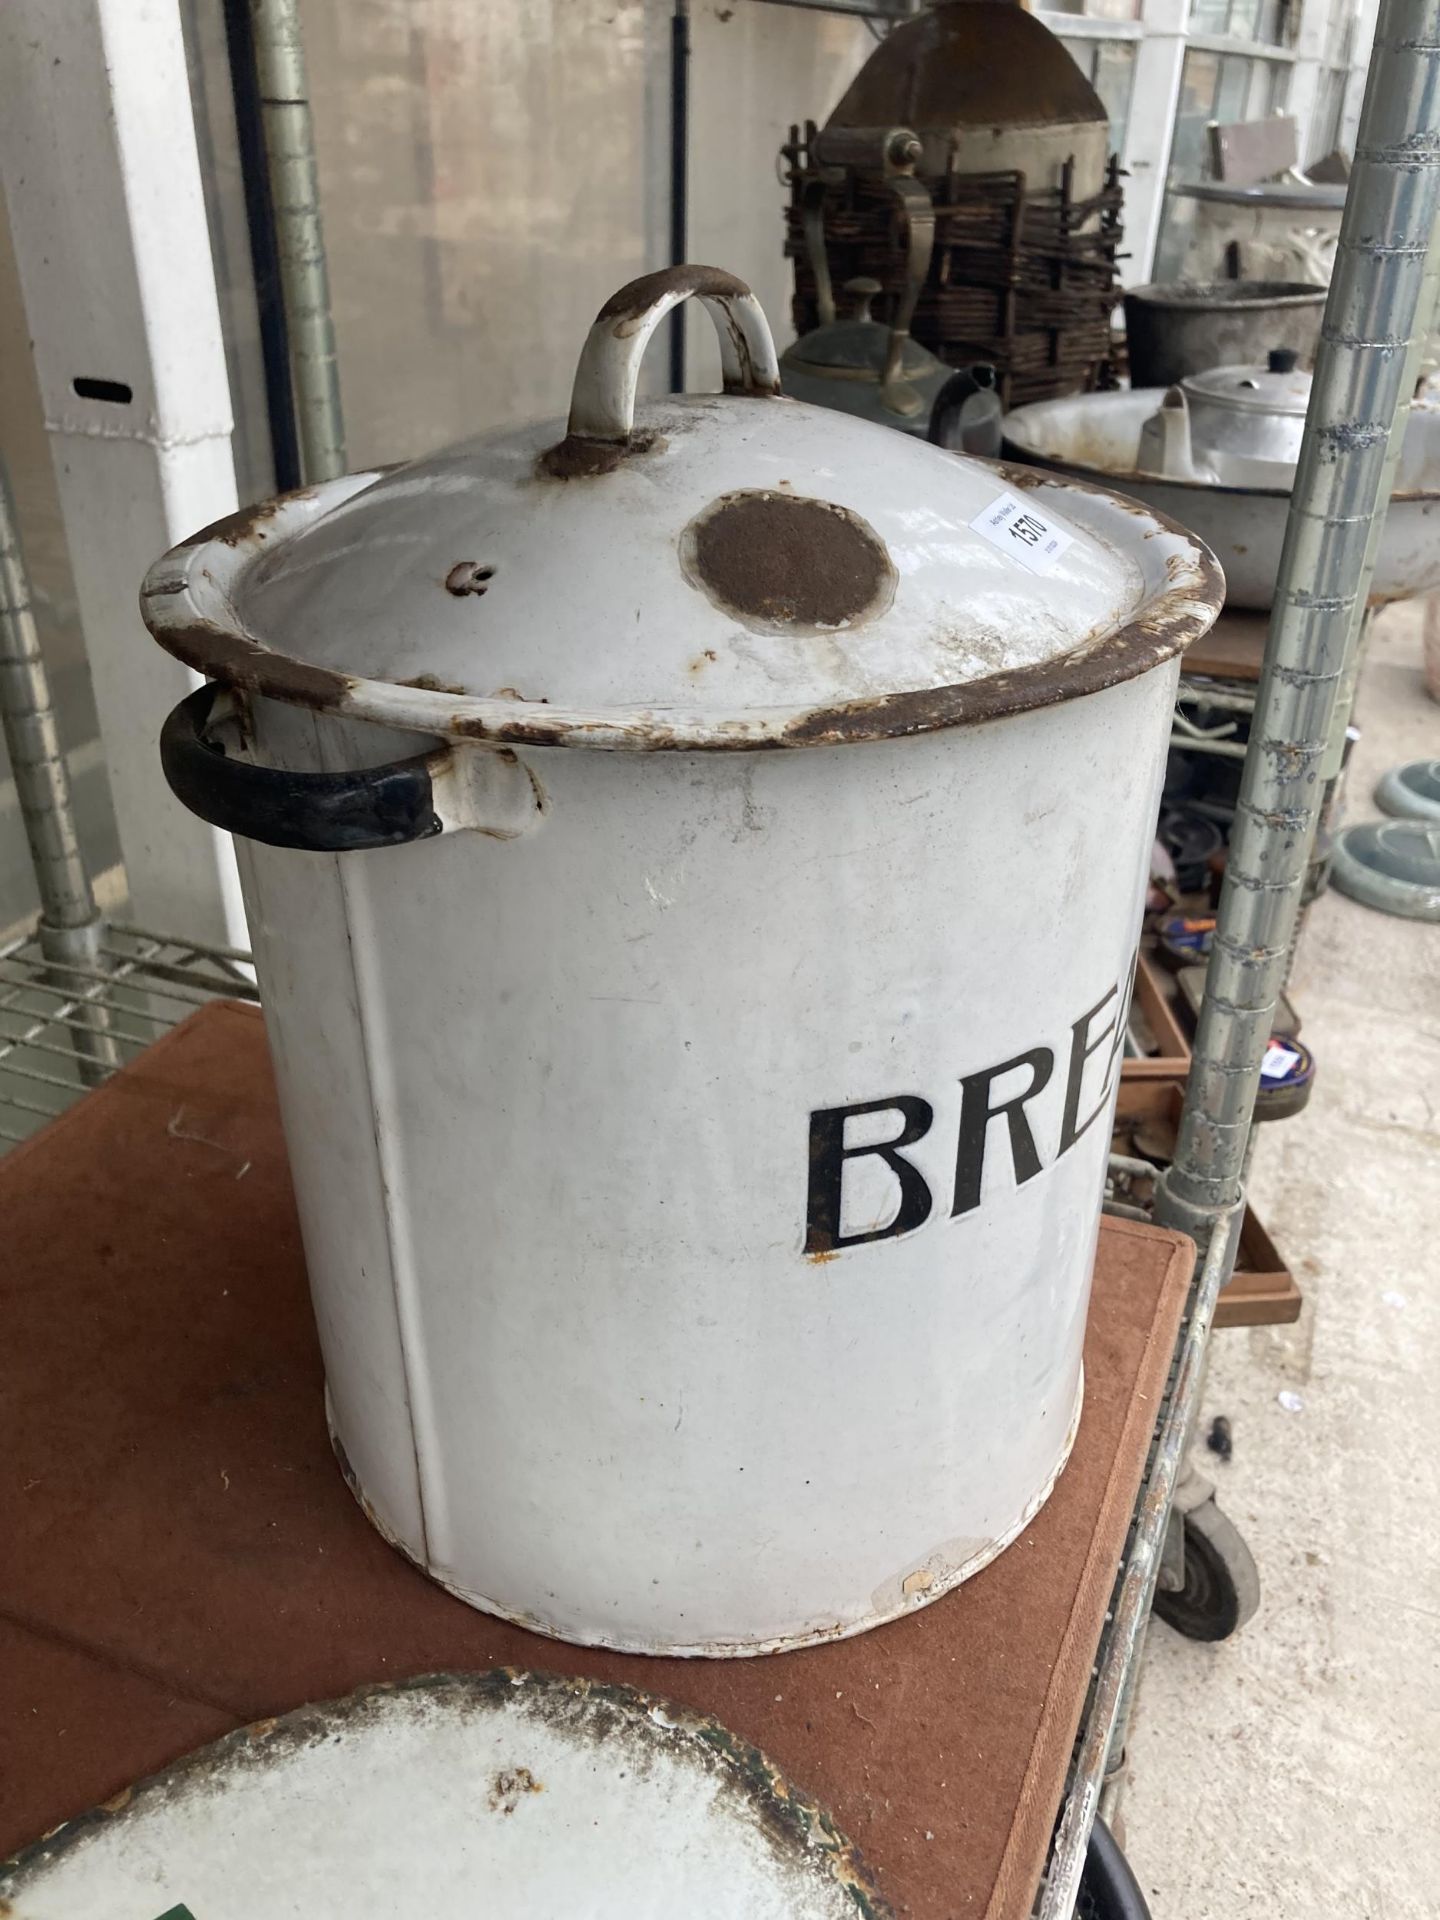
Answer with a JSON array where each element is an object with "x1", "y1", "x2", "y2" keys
[{"x1": 0, "y1": 921, "x2": 259, "y2": 1151}]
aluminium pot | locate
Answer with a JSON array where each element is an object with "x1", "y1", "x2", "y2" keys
[
  {"x1": 1002, "y1": 382, "x2": 1440, "y2": 610},
  {"x1": 1136, "y1": 353, "x2": 1312, "y2": 488},
  {"x1": 1123, "y1": 280, "x2": 1326, "y2": 388},
  {"x1": 141, "y1": 266, "x2": 1222, "y2": 1656}
]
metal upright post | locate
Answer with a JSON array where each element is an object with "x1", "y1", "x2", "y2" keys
[
  {"x1": 0, "y1": 467, "x2": 117, "y2": 1081},
  {"x1": 1040, "y1": 7, "x2": 1440, "y2": 1906},
  {"x1": 250, "y1": 0, "x2": 347, "y2": 483},
  {"x1": 1160, "y1": 0, "x2": 1440, "y2": 1242},
  {"x1": 1318, "y1": 208, "x2": 1440, "y2": 798}
]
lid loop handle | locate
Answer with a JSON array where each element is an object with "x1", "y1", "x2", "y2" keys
[{"x1": 565, "y1": 266, "x2": 781, "y2": 446}]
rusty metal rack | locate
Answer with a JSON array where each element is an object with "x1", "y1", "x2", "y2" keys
[
  {"x1": 782, "y1": 129, "x2": 1125, "y2": 408},
  {"x1": 0, "y1": 924, "x2": 257, "y2": 1149}
]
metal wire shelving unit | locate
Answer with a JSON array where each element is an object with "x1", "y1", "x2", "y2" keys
[{"x1": 0, "y1": 924, "x2": 257, "y2": 1151}]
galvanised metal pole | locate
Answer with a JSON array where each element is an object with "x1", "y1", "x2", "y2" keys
[
  {"x1": 250, "y1": 0, "x2": 346, "y2": 484},
  {"x1": 1159, "y1": 0, "x2": 1440, "y2": 1237},
  {"x1": 0, "y1": 465, "x2": 117, "y2": 1080}
]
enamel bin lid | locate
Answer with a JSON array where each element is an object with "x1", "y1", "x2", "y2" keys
[
  {"x1": 0, "y1": 1673, "x2": 883, "y2": 1918},
  {"x1": 142, "y1": 267, "x2": 1222, "y2": 753}
]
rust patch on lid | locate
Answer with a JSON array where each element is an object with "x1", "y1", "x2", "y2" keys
[
  {"x1": 153, "y1": 615, "x2": 353, "y2": 713},
  {"x1": 539, "y1": 428, "x2": 660, "y2": 481},
  {"x1": 401, "y1": 671, "x2": 468, "y2": 695},
  {"x1": 681, "y1": 490, "x2": 896, "y2": 634},
  {"x1": 176, "y1": 469, "x2": 401, "y2": 550},
  {"x1": 782, "y1": 537, "x2": 1225, "y2": 749},
  {"x1": 185, "y1": 493, "x2": 297, "y2": 547},
  {"x1": 487, "y1": 1765, "x2": 544, "y2": 1814}
]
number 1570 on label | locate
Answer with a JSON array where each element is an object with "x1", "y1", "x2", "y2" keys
[{"x1": 968, "y1": 491, "x2": 1075, "y2": 576}]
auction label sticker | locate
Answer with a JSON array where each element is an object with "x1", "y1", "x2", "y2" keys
[
  {"x1": 969, "y1": 491, "x2": 1075, "y2": 576},
  {"x1": 1261, "y1": 1043, "x2": 1304, "y2": 1082}
]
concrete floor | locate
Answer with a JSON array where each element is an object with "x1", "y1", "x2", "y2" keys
[{"x1": 1124, "y1": 602, "x2": 1440, "y2": 1917}]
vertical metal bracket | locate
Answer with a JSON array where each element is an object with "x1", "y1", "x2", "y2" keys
[{"x1": 0, "y1": 0, "x2": 247, "y2": 948}]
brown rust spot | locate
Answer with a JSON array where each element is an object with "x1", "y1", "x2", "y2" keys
[
  {"x1": 783, "y1": 534, "x2": 1224, "y2": 749},
  {"x1": 183, "y1": 490, "x2": 308, "y2": 549},
  {"x1": 714, "y1": 306, "x2": 781, "y2": 397},
  {"x1": 158, "y1": 616, "x2": 353, "y2": 712},
  {"x1": 451, "y1": 712, "x2": 580, "y2": 745},
  {"x1": 682, "y1": 490, "x2": 895, "y2": 633},
  {"x1": 539, "y1": 428, "x2": 660, "y2": 481},
  {"x1": 401, "y1": 672, "x2": 468, "y2": 695},
  {"x1": 597, "y1": 263, "x2": 750, "y2": 327},
  {"x1": 689, "y1": 648, "x2": 719, "y2": 673},
  {"x1": 0, "y1": 1671, "x2": 890, "y2": 1916},
  {"x1": 588, "y1": 267, "x2": 778, "y2": 394},
  {"x1": 487, "y1": 1765, "x2": 544, "y2": 1814},
  {"x1": 176, "y1": 469, "x2": 402, "y2": 551}
]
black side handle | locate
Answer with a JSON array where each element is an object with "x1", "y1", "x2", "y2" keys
[{"x1": 160, "y1": 683, "x2": 443, "y2": 853}]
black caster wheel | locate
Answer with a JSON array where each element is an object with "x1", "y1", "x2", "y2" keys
[
  {"x1": 1153, "y1": 1497, "x2": 1261, "y2": 1642},
  {"x1": 1077, "y1": 1816, "x2": 1151, "y2": 1920}
]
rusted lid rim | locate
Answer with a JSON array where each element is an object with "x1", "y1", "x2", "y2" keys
[{"x1": 140, "y1": 462, "x2": 1223, "y2": 753}]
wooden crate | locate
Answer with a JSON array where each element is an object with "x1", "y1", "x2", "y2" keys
[
  {"x1": 1110, "y1": 1083, "x2": 1304, "y2": 1330},
  {"x1": 1218, "y1": 1207, "x2": 1304, "y2": 1329},
  {"x1": 1116, "y1": 951, "x2": 1190, "y2": 1118}
]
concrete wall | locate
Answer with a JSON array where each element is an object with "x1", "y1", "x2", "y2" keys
[{"x1": 0, "y1": 201, "x2": 121, "y2": 941}]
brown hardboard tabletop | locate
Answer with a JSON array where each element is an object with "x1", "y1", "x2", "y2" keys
[{"x1": 0, "y1": 1002, "x2": 1192, "y2": 1917}]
